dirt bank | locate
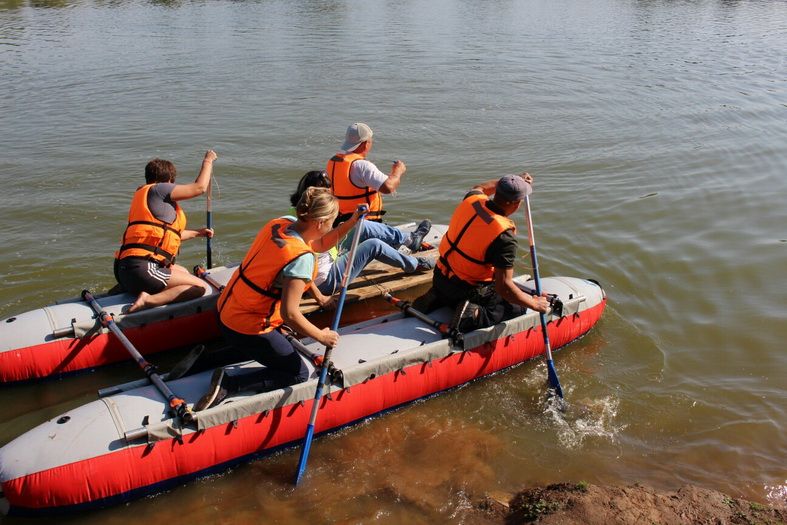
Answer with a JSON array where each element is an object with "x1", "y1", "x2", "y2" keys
[{"x1": 475, "y1": 483, "x2": 787, "y2": 524}]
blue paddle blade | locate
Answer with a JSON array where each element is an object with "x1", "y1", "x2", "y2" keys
[
  {"x1": 547, "y1": 360, "x2": 564, "y2": 399},
  {"x1": 295, "y1": 424, "x2": 316, "y2": 485}
]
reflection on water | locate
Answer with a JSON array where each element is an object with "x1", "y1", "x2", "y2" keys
[{"x1": 1, "y1": 0, "x2": 786, "y2": 521}]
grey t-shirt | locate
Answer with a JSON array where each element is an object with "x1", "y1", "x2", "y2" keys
[{"x1": 147, "y1": 183, "x2": 177, "y2": 224}]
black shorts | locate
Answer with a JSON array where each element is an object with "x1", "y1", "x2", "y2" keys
[
  {"x1": 432, "y1": 269, "x2": 526, "y2": 331},
  {"x1": 218, "y1": 321, "x2": 309, "y2": 386},
  {"x1": 114, "y1": 257, "x2": 171, "y2": 295}
]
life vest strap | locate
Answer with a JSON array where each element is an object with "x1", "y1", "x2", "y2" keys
[
  {"x1": 442, "y1": 237, "x2": 487, "y2": 265},
  {"x1": 127, "y1": 220, "x2": 183, "y2": 237},
  {"x1": 333, "y1": 189, "x2": 378, "y2": 200},
  {"x1": 441, "y1": 211, "x2": 486, "y2": 269},
  {"x1": 238, "y1": 267, "x2": 280, "y2": 300},
  {"x1": 118, "y1": 243, "x2": 176, "y2": 265},
  {"x1": 438, "y1": 199, "x2": 503, "y2": 282},
  {"x1": 335, "y1": 210, "x2": 385, "y2": 224}
]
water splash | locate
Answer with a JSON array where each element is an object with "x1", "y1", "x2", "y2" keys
[
  {"x1": 764, "y1": 481, "x2": 787, "y2": 509},
  {"x1": 444, "y1": 489, "x2": 474, "y2": 521},
  {"x1": 543, "y1": 392, "x2": 624, "y2": 450}
]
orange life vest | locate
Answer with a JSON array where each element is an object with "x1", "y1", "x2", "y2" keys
[
  {"x1": 115, "y1": 184, "x2": 186, "y2": 266},
  {"x1": 327, "y1": 153, "x2": 384, "y2": 220},
  {"x1": 437, "y1": 194, "x2": 515, "y2": 285},
  {"x1": 217, "y1": 217, "x2": 317, "y2": 335}
]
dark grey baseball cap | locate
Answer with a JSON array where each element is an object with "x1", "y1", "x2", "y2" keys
[{"x1": 495, "y1": 174, "x2": 532, "y2": 201}]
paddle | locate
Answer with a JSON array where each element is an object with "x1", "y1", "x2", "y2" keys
[
  {"x1": 294, "y1": 206, "x2": 367, "y2": 485},
  {"x1": 514, "y1": 283, "x2": 564, "y2": 318},
  {"x1": 193, "y1": 265, "x2": 224, "y2": 290},
  {"x1": 523, "y1": 194, "x2": 565, "y2": 399},
  {"x1": 97, "y1": 343, "x2": 206, "y2": 398},
  {"x1": 283, "y1": 332, "x2": 344, "y2": 385},
  {"x1": 206, "y1": 178, "x2": 213, "y2": 269},
  {"x1": 382, "y1": 292, "x2": 463, "y2": 347},
  {"x1": 82, "y1": 289, "x2": 195, "y2": 423}
]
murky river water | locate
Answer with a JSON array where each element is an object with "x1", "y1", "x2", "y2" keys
[{"x1": 1, "y1": 0, "x2": 785, "y2": 521}]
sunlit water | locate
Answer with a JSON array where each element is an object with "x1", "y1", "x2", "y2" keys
[{"x1": 1, "y1": 0, "x2": 786, "y2": 521}]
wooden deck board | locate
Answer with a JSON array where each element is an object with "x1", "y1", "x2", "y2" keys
[{"x1": 299, "y1": 248, "x2": 437, "y2": 314}]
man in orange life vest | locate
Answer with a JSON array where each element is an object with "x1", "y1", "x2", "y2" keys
[
  {"x1": 114, "y1": 150, "x2": 217, "y2": 313},
  {"x1": 326, "y1": 122, "x2": 432, "y2": 252},
  {"x1": 415, "y1": 173, "x2": 550, "y2": 332}
]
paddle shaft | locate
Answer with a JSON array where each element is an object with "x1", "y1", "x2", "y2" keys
[
  {"x1": 194, "y1": 265, "x2": 224, "y2": 290},
  {"x1": 515, "y1": 282, "x2": 563, "y2": 317},
  {"x1": 523, "y1": 196, "x2": 564, "y2": 398},
  {"x1": 81, "y1": 290, "x2": 195, "y2": 422},
  {"x1": 284, "y1": 333, "x2": 343, "y2": 383},
  {"x1": 295, "y1": 212, "x2": 366, "y2": 484},
  {"x1": 383, "y1": 293, "x2": 451, "y2": 335},
  {"x1": 206, "y1": 180, "x2": 213, "y2": 269}
]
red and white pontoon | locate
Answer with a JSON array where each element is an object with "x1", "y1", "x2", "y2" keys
[{"x1": 0, "y1": 275, "x2": 605, "y2": 515}]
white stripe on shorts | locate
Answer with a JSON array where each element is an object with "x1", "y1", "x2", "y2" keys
[{"x1": 147, "y1": 261, "x2": 170, "y2": 286}]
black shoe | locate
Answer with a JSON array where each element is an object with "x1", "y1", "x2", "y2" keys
[
  {"x1": 415, "y1": 255, "x2": 436, "y2": 271},
  {"x1": 449, "y1": 300, "x2": 481, "y2": 333},
  {"x1": 406, "y1": 219, "x2": 432, "y2": 252},
  {"x1": 194, "y1": 368, "x2": 229, "y2": 411}
]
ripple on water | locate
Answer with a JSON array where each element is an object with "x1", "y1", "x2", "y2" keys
[{"x1": 1, "y1": 0, "x2": 786, "y2": 518}]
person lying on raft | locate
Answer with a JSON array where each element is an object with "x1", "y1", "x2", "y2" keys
[
  {"x1": 114, "y1": 150, "x2": 217, "y2": 313},
  {"x1": 195, "y1": 187, "x2": 358, "y2": 411},
  {"x1": 413, "y1": 173, "x2": 550, "y2": 333},
  {"x1": 291, "y1": 170, "x2": 437, "y2": 310}
]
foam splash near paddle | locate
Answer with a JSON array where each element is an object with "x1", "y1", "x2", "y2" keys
[
  {"x1": 521, "y1": 361, "x2": 623, "y2": 450},
  {"x1": 764, "y1": 482, "x2": 787, "y2": 509},
  {"x1": 543, "y1": 393, "x2": 623, "y2": 450}
]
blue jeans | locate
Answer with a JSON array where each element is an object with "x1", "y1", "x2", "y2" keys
[
  {"x1": 338, "y1": 220, "x2": 408, "y2": 251},
  {"x1": 319, "y1": 221, "x2": 418, "y2": 294}
]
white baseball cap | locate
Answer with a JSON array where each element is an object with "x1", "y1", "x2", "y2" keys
[{"x1": 340, "y1": 122, "x2": 373, "y2": 153}]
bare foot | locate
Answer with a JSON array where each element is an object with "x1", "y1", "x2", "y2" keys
[{"x1": 128, "y1": 291, "x2": 150, "y2": 313}]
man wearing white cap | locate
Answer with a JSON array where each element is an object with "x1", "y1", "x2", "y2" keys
[
  {"x1": 414, "y1": 173, "x2": 550, "y2": 332},
  {"x1": 326, "y1": 122, "x2": 432, "y2": 253}
]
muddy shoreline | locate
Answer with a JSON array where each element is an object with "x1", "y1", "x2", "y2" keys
[{"x1": 473, "y1": 483, "x2": 787, "y2": 524}]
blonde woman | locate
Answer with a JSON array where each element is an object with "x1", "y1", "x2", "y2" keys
[{"x1": 195, "y1": 187, "x2": 363, "y2": 410}]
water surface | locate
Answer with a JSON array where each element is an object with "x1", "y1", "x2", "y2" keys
[{"x1": 1, "y1": 0, "x2": 786, "y2": 521}]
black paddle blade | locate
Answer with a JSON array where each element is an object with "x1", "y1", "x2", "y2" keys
[{"x1": 167, "y1": 344, "x2": 207, "y2": 380}]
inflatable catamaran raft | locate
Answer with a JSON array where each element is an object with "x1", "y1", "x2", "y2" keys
[
  {"x1": 0, "y1": 275, "x2": 605, "y2": 515},
  {"x1": 0, "y1": 223, "x2": 447, "y2": 383}
]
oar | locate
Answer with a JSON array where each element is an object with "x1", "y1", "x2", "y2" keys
[
  {"x1": 514, "y1": 283, "x2": 564, "y2": 318},
  {"x1": 523, "y1": 194, "x2": 564, "y2": 399},
  {"x1": 294, "y1": 208, "x2": 367, "y2": 485},
  {"x1": 382, "y1": 292, "x2": 463, "y2": 346},
  {"x1": 81, "y1": 290, "x2": 195, "y2": 423},
  {"x1": 283, "y1": 332, "x2": 344, "y2": 385},
  {"x1": 194, "y1": 265, "x2": 224, "y2": 290},
  {"x1": 206, "y1": 178, "x2": 213, "y2": 269}
]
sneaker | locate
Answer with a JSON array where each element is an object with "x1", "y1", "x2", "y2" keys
[
  {"x1": 415, "y1": 255, "x2": 436, "y2": 271},
  {"x1": 405, "y1": 219, "x2": 432, "y2": 252},
  {"x1": 449, "y1": 300, "x2": 481, "y2": 333},
  {"x1": 194, "y1": 368, "x2": 229, "y2": 411}
]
